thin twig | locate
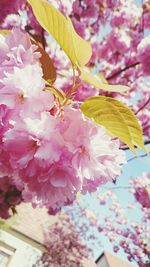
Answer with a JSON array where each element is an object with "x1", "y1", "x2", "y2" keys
[
  {"x1": 127, "y1": 153, "x2": 147, "y2": 162},
  {"x1": 121, "y1": 140, "x2": 150, "y2": 150},
  {"x1": 41, "y1": 28, "x2": 46, "y2": 50},
  {"x1": 107, "y1": 62, "x2": 140, "y2": 81},
  {"x1": 135, "y1": 97, "x2": 150, "y2": 115},
  {"x1": 143, "y1": 125, "x2": 150, "y2": 133},
  {"x1": 102, "y1": 186, "x2": 131, "y2": 190}
]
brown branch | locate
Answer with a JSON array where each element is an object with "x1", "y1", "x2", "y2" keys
[
  {"x1": 121, "y1": 140, "x2": 150, "y2": 151},
  {"x1": 135, "y1": 97, "x2": 150, "y2": 115},
  {"x1": 41, "y1": 28, "x2": 46, "y2": 50},
  {"x1": 127, "y1": 153, "x2": 147, "y2": 162},
  {"x1": 101, "y1": 185, "x2": 131, "y2": 190},
  {"x1": 143, "y1": 125, "x2": 150, "y2": 133},
  {"x1": 107, "y1": 62, "x2": 140, "y2": 81}
]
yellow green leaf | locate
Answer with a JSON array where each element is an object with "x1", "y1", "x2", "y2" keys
[
  {"x1": 80, "y1": 96, "x2": 145, "y2": 153},
  {"x1": 0, "y1": 219, "x2": 12, "y2": 230},
  {"x1": 0, "y1": 30, "x2": 11, "y2": 35},
  {"x1": 28, "y1": 0, "x2": 92, "y2": 66},
  {"x1": 76, "y1": 192, "x2": 81, "y2": 201},
  {"x1": 80, "y1": 67, "x2": 129, "y2": 93}
]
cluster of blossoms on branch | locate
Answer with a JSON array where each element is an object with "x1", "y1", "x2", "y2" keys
[
  {"x1": 67, "y1": 173, "x2": 150, "y2": 266},
  {"x1": 97, "y1": 184, "x2": 150, "y2": 266},
  {"x1": 65, "y1": 0, "x2": 150, "y2": 140},
  {"x1": 0, "y1": 0, "x2": 149, "y2": 266},
  {"x1": 40, "y1": 171, "x2": 150, "y2": 267},
  {"x1": 0, "y1": 0, "x2": 150, "y2": 138},
  {"x1": 33, "y1": 213, "x2": 96, "y2": 267},
  {"x1": 0, "y1": 28, "x2": 125, "y2": 217},
  {"x1": 130, "y1": 172, "x2": 150, "y2": 210}
]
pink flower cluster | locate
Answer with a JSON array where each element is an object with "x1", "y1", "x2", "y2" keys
[
  {"x1": 130, "y1": 173, "x2": 150, "y2": 209},
  {"x1": 0, "y1": 0, "x2": 24, "y2": 25},
  {"x1": 110, "y1": 1, "x2": 142, "y2": 28},
  {"x1": 0, "y1": 29, "x2": 125, "y2": 215},
  {"x1": 138, "y1": 35, "x2": 150, "y2": 76},
  {"x1": 71, "y1": 0, "x2": 100, "y2": 38},
  {"x1": 33, "y1": 214, "x2": 92, "y2": 267},
  {"x1": 66, "y1": 176, "x2": 150, "y2": 267},
  {"x1": 97, "y1": 188, "x2": 150, "y2": 265},
  {"x1": 143, "y1": 0, "x2": 150, "y2": 29}
]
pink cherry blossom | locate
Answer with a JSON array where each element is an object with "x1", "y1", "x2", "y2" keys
[
  {"x1": 33, "y1": 213, "x2": 93, "y2": 267},
  {"x1": 143, "y1": 1, "x2": 150, "y2": 29},
  {"x1": 0, "y1": 0, "x2": 24, "y2": 24},
  {"x1": 59, "y1": 108, "x2": 125, "y2": 193},
  {"x1": 3, "y1": 104, "x2": 125, "y2": 213},
  {"x1": 138, "y1": 35, "x2": 150, "y2": 76},
  {"x1": 0, "y1": 29, "x2": 54, "y2": 117},
  {"x1": 130, "y1": 173, "x2": 150, "y2": 209},
  {"x1": 0, "y1": 0, "x2": 149, "y2": 242}
]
